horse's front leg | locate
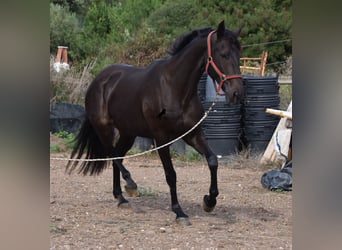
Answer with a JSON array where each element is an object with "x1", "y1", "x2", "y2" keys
[
  {"x1": 203, "y1": 153, "x2": 219, "y2": 212},
  {"x1": 183, "y1": 129, "x2": 219, "y2": 212}
]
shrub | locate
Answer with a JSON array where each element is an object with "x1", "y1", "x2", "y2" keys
[
  {"x1": 52, "y1": 131, "x2": 77, "y2": 152},
  {"x1": 147, "y1": 0, "x2": 196, "y2": 37},
  {"x1": 50, "y1": 3, "x2": 81, "y2": 58}
]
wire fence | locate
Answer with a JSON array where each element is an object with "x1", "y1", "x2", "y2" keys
[{"x1": 242, "y1": 39, "x2": 292, "y2": 48}]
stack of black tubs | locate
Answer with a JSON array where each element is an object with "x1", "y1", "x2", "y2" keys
[
  {"x1": 202, "y1": 75, "x2": 242, "y2": 156},
  {"x1": 242, "y1": 75, "x2": 280, "y2": 152},
  {"x1": 197, "y1": 72, "x2": 207, "y2": 102}
]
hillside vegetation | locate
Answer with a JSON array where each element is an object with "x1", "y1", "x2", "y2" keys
[{"x1": 50, "y1": 0, "x2": 292, "y2": 75}]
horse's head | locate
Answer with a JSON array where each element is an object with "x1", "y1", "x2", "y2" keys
[{"x1": 206, "y1": 21, "x2": 244, "y2": 104}]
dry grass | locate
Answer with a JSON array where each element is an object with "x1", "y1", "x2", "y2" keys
[
  {"x1": 218, "y1": 149, "x2": 282, "y2": 171},
  {"x1": 50, "y1": 132, "x2": 279, "y2": 174},
  {"x1": 50, "y1": 56, "x2": 96, "y2": 105}
]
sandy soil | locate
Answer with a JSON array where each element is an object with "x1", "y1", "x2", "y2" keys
[{"x1": 50, "y1": 151, "x2": 292, "y2": 250}]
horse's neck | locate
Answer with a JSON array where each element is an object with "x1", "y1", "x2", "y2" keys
[{"x1": 166, "y1": 38, "x2": 207, "y2": 98}]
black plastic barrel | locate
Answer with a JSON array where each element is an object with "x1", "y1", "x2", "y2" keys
[
  {"x1": 243, "y1": 75, "x2": 280, "y2": 95},
  {"x1": 243, "y1": 95, "x2": 280, "y2": 121},
  {"x1": 202, "y1": 101, "x2": 242, "y2": 155},
  {"x1": 205, "y1": 76, "x2": 226, "y2": 102},
  {"x1": 198, "y1": 72, "x2": 207, "y2": 102},
  {"x1": 242, "y1": 76, "x2": 280, "y2": 152}
]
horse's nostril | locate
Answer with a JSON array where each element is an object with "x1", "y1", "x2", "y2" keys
[{"x1": 233, "y1": 91, "x2": 239, "y2": 97}]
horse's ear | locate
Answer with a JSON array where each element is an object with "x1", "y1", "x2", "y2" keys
[
  {"x1": 217, "y1": 20, "x2": 225, "y2": 39},
  {"x1": 234, "y1": 26, "x2": 243, "y2": 37}
]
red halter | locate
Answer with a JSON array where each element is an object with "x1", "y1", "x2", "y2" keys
[{"x1": 205, "y1": 30, "x2": 242, "y2": 96}]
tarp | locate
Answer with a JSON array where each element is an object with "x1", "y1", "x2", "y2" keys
[
  {"x1": 261, "y1": 160, "x2": 292, "y2": 191},
  {"x1": 50, "y1": 103, "x2": 85, "y2": 134}
]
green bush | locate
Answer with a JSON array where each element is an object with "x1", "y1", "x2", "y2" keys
[
  {"x1": 53, "y1": 131, "x2": 76, "y2": 151},
  {"x1": 176, "y1": 150, "x2": 202, "y2": 162},
  {"x1": 279, "y1": 84, "x2": 292, "y2": 110},
  {"x1": 147, "y1": 0, "x2": 196, "y2": 37},
  {"x1": 50, "y1": 0, "x2": 292, "y2": 79},
  {"x1": 50, "y1": 3, "x2": 81, "y2": 58},
  {"x1": 50, "y1": 143, "x2": 61, "y2": 153}
]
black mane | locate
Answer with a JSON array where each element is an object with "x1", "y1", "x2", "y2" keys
[{"x1": 167, "y1": 27, "x2": 213, "y2": 56}]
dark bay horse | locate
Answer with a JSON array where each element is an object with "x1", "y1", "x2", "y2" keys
[{"x1": 66, "y1": 21, "x2": 244, "y2": 224}]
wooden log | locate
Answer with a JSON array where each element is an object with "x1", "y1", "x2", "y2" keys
[
  {"x1": 265, "y1": 108, "x2": 292, "y2": 120},
  {"x1": 240, "y1": 66, "x2": 261, "y2": 70}
]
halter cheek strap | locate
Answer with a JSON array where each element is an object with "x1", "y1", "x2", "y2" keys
[{"x1": 205, "y1": 30, "x2": 242, "y2": 96}]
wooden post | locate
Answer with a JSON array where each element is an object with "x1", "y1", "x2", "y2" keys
[
  {"x1": 265, "y1": 108, "x2": 292, "y2": 120},
  {"x1": 56, "y1": 46, "x2": 68, "y2": 64},
  {"x1": 260, "y1": 51, "x2": 268, "y2": 76}
]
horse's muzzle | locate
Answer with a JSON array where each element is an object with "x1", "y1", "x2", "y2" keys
[{"x1": 226, "y1": 90, "x2": 243, "y2": 105}]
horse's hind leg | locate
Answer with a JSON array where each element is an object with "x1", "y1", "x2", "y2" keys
[
  {"x1": 89, "y1": 122, "x2": 136, "y2": 206},
  {"x1": 183, "y1": 129, "x2": 219, "y2": 212},
  {"x1": 157, "y1": 145, "x2": 190, "y2": 225},
  {"x1": 112, "y1": 135, "x2": 138, "y2": 198}
]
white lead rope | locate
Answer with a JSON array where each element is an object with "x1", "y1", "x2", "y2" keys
[{"x1": 50, "y1": 96, "x2": 219, "y2": 162}]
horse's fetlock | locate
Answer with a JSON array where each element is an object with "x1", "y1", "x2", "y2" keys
[
  {"x1": 122, "y1": 172, "x2": 131, "y2": 180},
  {"x1": 172, "y1": 204, "x2": 181, "y2": 212},
  {"x1": 212, "y1": 190, "x2": 219, "y2": 197},
  {"x1": 113, "y1": 191, "x2": 121, "y2": 199}
]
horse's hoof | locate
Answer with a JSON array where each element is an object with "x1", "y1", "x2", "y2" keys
[
  {"x1": 202, "y1": 201, "x2": 215, "y2": 212},
  {"x1": 176, "y1": 217, "x2": 191, "y2": 226},
  {"x1": 125, "y1": 185, "x2": 139, "y2": 197},
  {"x1": 202, "y1": 195, "x2": 216, "y2": 213}
]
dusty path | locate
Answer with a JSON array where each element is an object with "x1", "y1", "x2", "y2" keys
[{"x1": 50, "y1": 154, "x2": 292, "y2": 249}]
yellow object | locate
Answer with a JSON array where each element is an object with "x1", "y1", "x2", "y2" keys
[{"x1": 265, "y1": 108, "x2": 292, "y2": 120}]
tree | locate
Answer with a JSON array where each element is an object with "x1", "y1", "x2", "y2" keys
[
  {"x1": 50, "y1": 3, "x2": 81, "y2": 57},
  {"x1": 147, "y1": 0, "x2": 197, "y2": 37},
  {"x1": 189, "y1": 0, "x2": 292, "y2": 73},
  {"x1": 50, "y1": 0, "x2": 292, "y2": 74}
]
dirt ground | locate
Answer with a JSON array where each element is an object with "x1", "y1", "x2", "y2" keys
[{"x1": 50, "y1": 151, "x2": 292, "y2": 250}]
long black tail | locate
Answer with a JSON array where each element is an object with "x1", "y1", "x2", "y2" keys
[{"x1": 66, "y1": 118, "x2": 108, "y2": 175}]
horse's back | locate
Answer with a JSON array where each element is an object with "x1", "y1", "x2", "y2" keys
[{"x1": 86, "y1": 64, "x2": 144, "y2": 100}]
